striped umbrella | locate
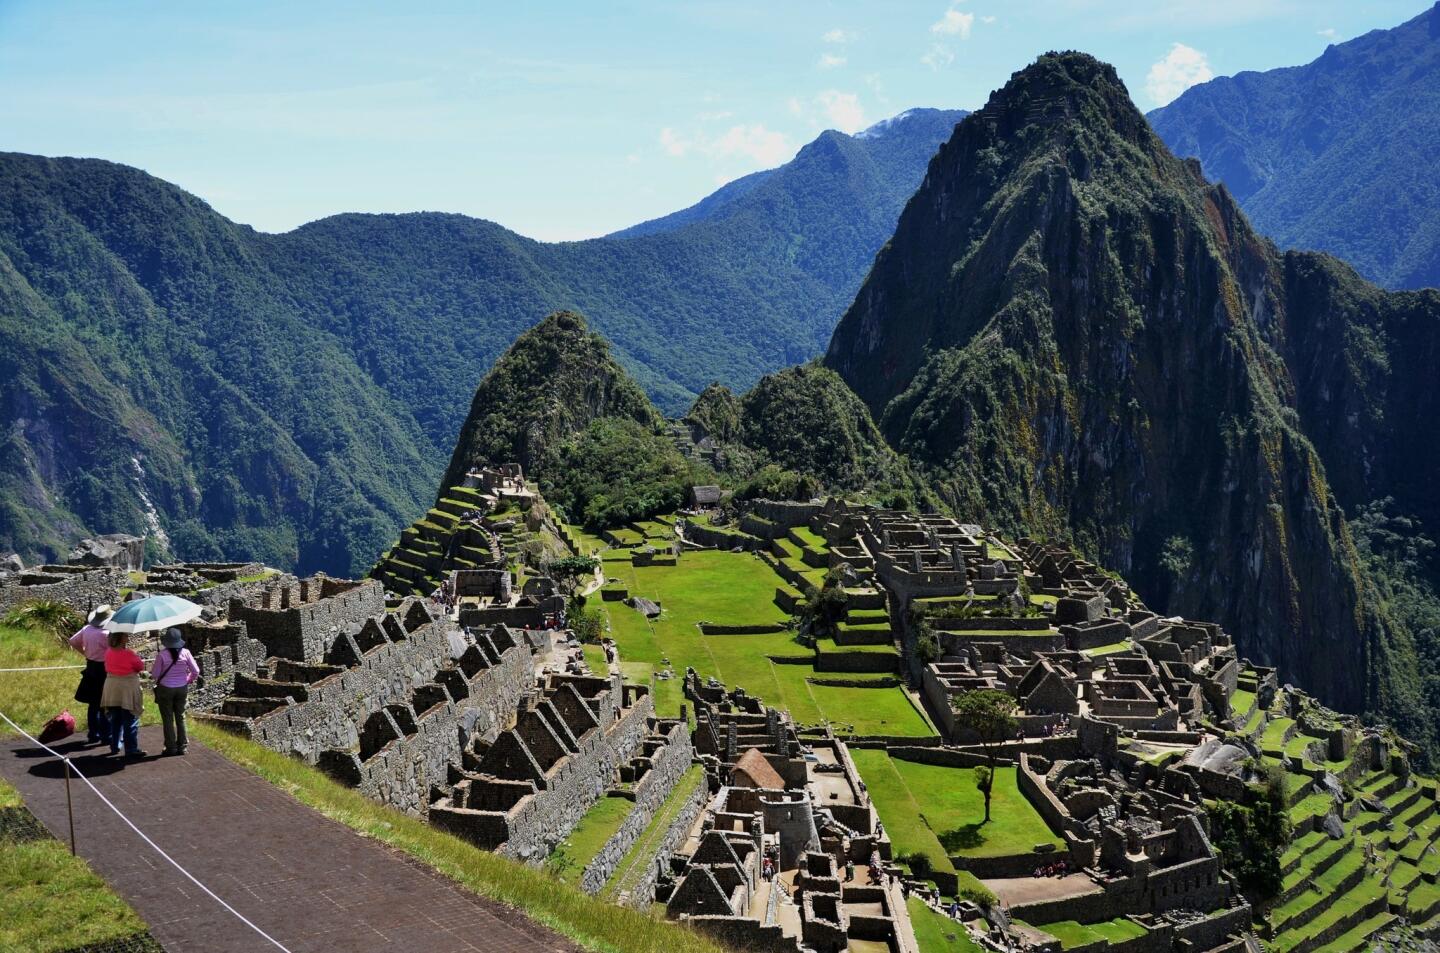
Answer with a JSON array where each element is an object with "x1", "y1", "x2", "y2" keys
[{"x1": 104, "y1": 595, "x2": 203, "y2": 634}]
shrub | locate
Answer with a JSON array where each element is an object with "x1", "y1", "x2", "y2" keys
[
  {"x1": 3, "y1": 600, "x2": 82, "y2": 642},
  {"x1": 899, "y1": 851, "x2": 933, "y2": 878}
]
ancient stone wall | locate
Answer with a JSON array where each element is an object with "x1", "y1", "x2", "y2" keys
[
  {"x1": 228, "y1": 578, "x2": 386, "y2": 662},
  {"x1": 315, "y1": 629, "x2": 535, "y2": 814},
  {"x1": 579, "y1": 720, "x2": 694, "y2": 894},
  {"x1": 0, "y1": 567, "x2": 125, "y2": 616},
  {"x1": 620, "y1": 776, "x2": 712, "y2": 909}
]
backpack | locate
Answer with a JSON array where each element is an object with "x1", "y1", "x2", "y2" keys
[{"x1": 37, "y1": 709, "x2": 76, "y2": 744}]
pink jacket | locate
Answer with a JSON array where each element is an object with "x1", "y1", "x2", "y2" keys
[{"x1": 69, "y1": 624, "x2": 109, "y2": 662}]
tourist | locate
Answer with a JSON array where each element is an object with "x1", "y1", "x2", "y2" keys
[
  {"x1": 68, "y1": 605, "x2": 114, "y2": 746},
  {"x1": 845, "y1": 859, "x2": 855, "y2": 882},
  {"x1": 100, "y1": 631, "x2": 146, "y2": 759},
  {"x1": 151, "y1": 628, "x2": 201, "y2": 756}
]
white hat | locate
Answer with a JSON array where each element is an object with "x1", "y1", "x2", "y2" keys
[{"x1": 88, "y1": 604, "x2": 114, "y2": 625}]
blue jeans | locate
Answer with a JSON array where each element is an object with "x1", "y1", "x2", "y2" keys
[
  {"x1": 107, "y1": 708, "x2": 139, "y2": 755},
  {"x1": 87, "y1": 703, "x2": 112, "y2": 745}
]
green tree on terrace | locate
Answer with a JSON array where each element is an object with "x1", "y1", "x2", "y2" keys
[
  {"x1": 1207, "y1": 765, "x2": 1291, "y2": 898},
  {"x1": 548, "y1": 554, "x2": 600, "y2": 596},
  {"x1": 798, "y1": 567, "x2": 849, "y2": 645},
  {"x1": 952, "y1": 689, "x2": 1018, "y2": 822}
]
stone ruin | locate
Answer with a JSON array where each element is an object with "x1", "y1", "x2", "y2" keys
[{"x1": 648, "y1": 673, "x2": 912, "y2": 953}]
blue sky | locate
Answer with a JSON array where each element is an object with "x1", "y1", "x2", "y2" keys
[{"x1": 0, "y1": 1, "x2": 1428, "y2": 240}]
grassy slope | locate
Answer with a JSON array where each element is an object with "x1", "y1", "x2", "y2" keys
[
  {"x1": 0, "y1": 624, "x2": 84, "y2": 735},
  {"x1": 547, "y1": 795, "x2": 636, "y2": 885},
  {"x1": 907, "y1": 896, "x2": 983, "y2": 952},
  {"x1": 598, "y1": 549, "x2": 931, "y2": 736}
]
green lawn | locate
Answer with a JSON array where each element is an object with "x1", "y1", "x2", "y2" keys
[
  {"x1": 0, "y1": 780, "x2": 156, "y2": 953},
  {"x1": 547, "y1": 795, "x2": 636, "y2": 884},
  {"x1": 0, "y1": 623, "x2": 84, "y2": 737},
  {"x1": 598, "y1": 550, "x2": 933, "y2": 737},
  {"x1": 1229, "y1": 688, "x2": 1256, "y2": 717},
  {"x1": 790, "y1": 527, "x2": 829, "y2": 551},
  {"x1": 851, "y1": 750, "x2": 1063, "y2": 901},
  {"x1": 1028, "y1": 918, "x2": 1146, "y2": 949},
  {"x1": 1083, "y1": 641, "x2": 1132, "y2": 656},
  {"x1": 1261, "y1": 716, "x2": 1295, "y2": 752},
  {"x1": 908, "y1": 896, "x2": 983, "y2": 952}
]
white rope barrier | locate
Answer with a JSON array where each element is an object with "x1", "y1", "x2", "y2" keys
[
  {"x1": 0, "y1": 664, "x2": 85, "y2": 672},
  {"x1": 0, "y1": 709, "x2": 294, "y2": 953}
]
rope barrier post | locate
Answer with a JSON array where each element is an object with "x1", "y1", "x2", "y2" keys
[{"x1": 63, "y1": 757, "x2": 76, "y2": 855}]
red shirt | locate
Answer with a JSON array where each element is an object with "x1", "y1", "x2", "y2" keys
[{"x1": 104, "y1": 647, "x2": 145, "y2": 677}]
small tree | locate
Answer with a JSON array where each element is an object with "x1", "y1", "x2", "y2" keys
[
  {"x1": 549, "y1": 554, "x2": 600, "y2": 595},
  {"x1": 798, "y1": 567, "x2": 849, "y2": 644},
  {"x1": 951, "y1": 689, "x2": 1019, "y2": 822},
  {"x1": 914, "y1": 617, "x2": 940, "y2": 664}
]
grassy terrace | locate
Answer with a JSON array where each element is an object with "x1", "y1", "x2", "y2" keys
[
  {"x1": 851, "y1": 750, "x2": 1063, "y2": 896},
  {"x1": 547, "y1": 794, "x2": 636, "y2": 884},
  {"x1": 1025, "y1": 918, "x2": 1146, "y2": 949},
  {"x1": 598, "y1": 549, "x2": 932, "y2": 737},
  {"x1": 605, "y1": 764, "x2": 705, "y2": 901},
  {"x1": 907, "y1": 896, "x2": 983, "y2": 952},
  {"x1": 0, "y1": 624, "x2": 724, "y2": 953}
]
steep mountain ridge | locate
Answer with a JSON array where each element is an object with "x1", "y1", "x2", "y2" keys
[
  {"x1": 0, "y1": 109, "x2": 963, "y2": 573},
  {"x1": 824, "y1": 52, "x2": 1437, "y2": 740},
  {"x1": 1148, "y1": 2, "x2": 1440, "y2": 290}
]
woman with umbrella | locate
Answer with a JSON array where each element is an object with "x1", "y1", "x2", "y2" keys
[{"x1": 101, "y1": 595, "x2": 203, "y2": 760}]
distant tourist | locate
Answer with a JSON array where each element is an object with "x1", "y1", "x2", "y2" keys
[
  {"x1": 151, "y1": 628, "x2": 201, "y2": 756},
  {"x1": 68, "y1": 605, "x2": 114, "y2": 747},
  {"x1": 100, "y1": 631, "x2": 146, "y2": 759}
]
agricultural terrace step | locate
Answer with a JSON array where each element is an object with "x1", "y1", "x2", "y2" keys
[
  {"x1": 1276, "y1": 836, "x2": 1352, "y2": 904},
  {"x1": 1271, "y1": 848, "x2": 1368, "y2": 936},
  {"x1": 1280, "y1": 880, "x2": 1388, "y2": 953},
  {"x1": 1334, "y1": 913, "x2": 1397, "y2": 953},
  {"x1": 1280, "y1": 830, "x2": 1330, "y2": 876}
]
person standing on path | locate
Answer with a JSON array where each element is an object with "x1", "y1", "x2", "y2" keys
[
  {"x1": 68, "y1": 605, "x2": 114, "y2": 746},
  {"x1": 151, "y1": 628, "x2": 200, "y2": 756},
  {"x1": 100, "y1": 631, "x2": 146, "y2": 759}
]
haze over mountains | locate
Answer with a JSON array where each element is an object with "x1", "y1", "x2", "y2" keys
[{"x1": 0, "y1": 107, "x2": 963, "y2": 575}]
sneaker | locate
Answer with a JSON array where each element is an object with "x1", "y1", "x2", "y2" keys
[
  {"x1": 161, "y1": 748, "x2": 177, "y2": 757},
  {"x1": 125, "y1": 750, "x2": 147, "y2": 760},
  {"x1": 109, "y1": 747, "x2": 121, "y2": 756}
]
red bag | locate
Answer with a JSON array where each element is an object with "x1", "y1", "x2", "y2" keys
[{"x1": 37, "y1": 710, "x2": 76, "y2": 744}]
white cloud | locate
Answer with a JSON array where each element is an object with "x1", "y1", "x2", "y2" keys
[
  {"x1": 980, "y1": 15, "x2": 996, "y2": 24},
  {"x1": 931, "y1": 5, "x2": 975, "y2": 38},
  {"x1": 921, "y1": 43, "x2": 955, "y2": 70},
  {"x1": 659, "y1": 127, "x2": 691, "y2": 157},
  {"x1": 711, "y1": 124, "x2": 793, "y2": 165},
  {"x1": 1145, "y1": 43, "x2": 1213, "y2": 106},
  {"x1": 818, "y1": 52, "x2": 847, "y2": 69},
  {"x1": 659, "y1": 123, "x2": 793, "y2": 167},
  {"x1": 1317, "y1": 27, "x2": 1337, "y2": 40},
  {"x1": 816, "y1": 90, "x2": 866, "y2": 133},
  {"x1": 822, "y1": 28, "x2": 856, "y2": 44},
  {"x1": 787, "y1": 96, "x2": 806, "y2": 118}
]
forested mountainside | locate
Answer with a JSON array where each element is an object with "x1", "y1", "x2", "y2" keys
[
  {"x1": 824, "y1": 52, "x2": 1440, "y2": 755},
  {"x1": 0, "y1": 107, "x2": 962, "y2": 574},
  {"x1": 438, "y1": 313, "x2": 920, "y2": 531},
  {"x1": 1149, "y1": 2, "x2": 1440, "y2": 290}
]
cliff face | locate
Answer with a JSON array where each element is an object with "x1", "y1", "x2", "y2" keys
[{"x1": 824, "y1": 52, "x2": 1413, "y2": 716}]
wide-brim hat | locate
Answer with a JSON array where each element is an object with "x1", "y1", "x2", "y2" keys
[
  {"x1": 160, "y1": 628, "x2": 185, "y2": 649},
  {"x1": 88, "y1": 604, "x2": 114, "y2": 625}
]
